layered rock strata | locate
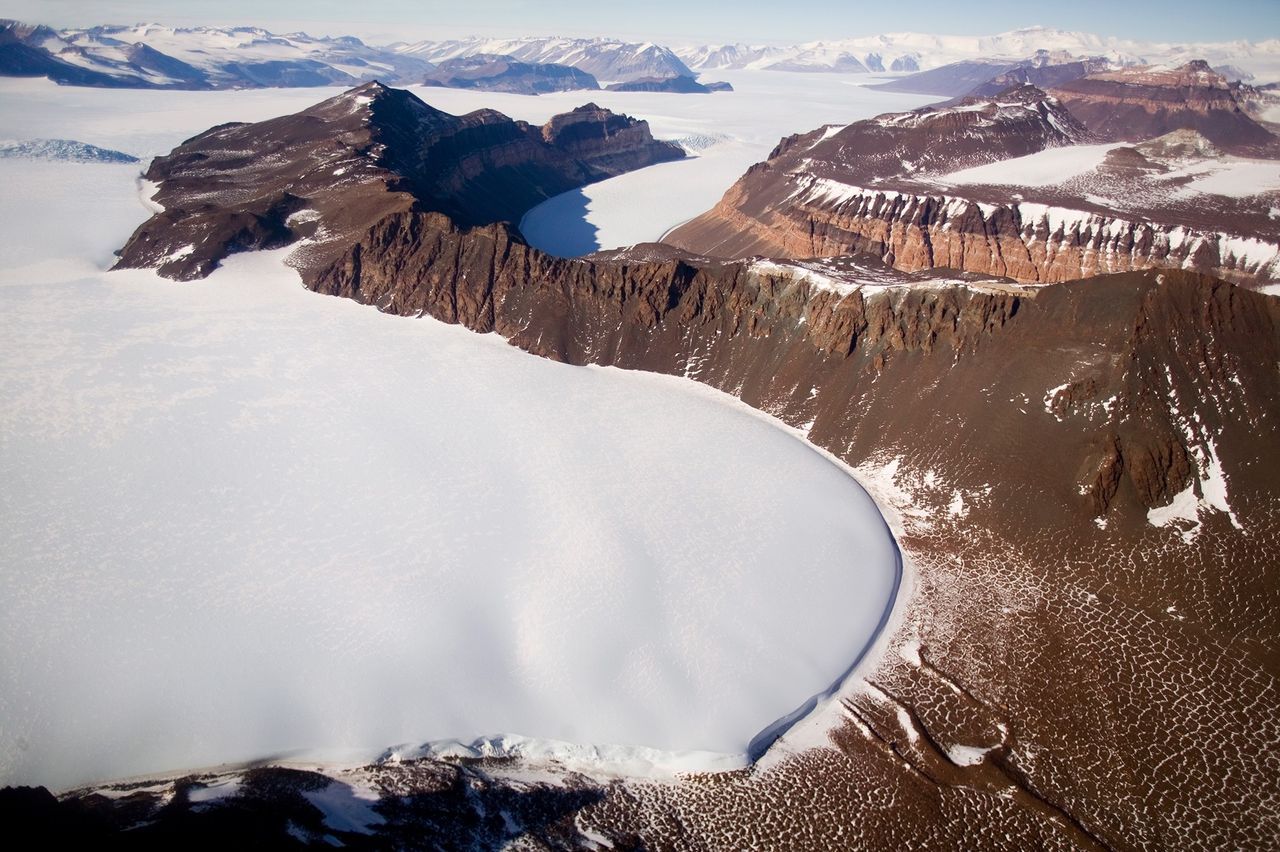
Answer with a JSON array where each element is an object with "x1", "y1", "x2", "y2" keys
[
  {"x1": 665, "y1": 86, "x2": 1280, "y2": 285},
  {"x1": 1051, "y1": 60, "x2": 1277, "y2": 153}
]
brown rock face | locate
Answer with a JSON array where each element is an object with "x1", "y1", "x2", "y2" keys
[
  {"x1": 1051, "y1": 60, "x2": 1278, "y2": 153},
  {"x1": 113, "y1": 82, "x2": 683, "y2": 280},
  {"x1": 664, "y1": 86, "x2": 1280, "y2": 286}
]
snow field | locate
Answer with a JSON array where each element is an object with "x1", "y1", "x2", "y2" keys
[{"x1": 0, "y1": 80, "x2": 901, "y2": 790}]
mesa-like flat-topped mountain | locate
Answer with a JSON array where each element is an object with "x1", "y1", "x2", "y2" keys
[
  {"x1": 1051, "y1": 60, "x2": 1277, "y2": 152},
  {"x1": 665, "y1": 84, "x2": 1280, "y2": 285}
]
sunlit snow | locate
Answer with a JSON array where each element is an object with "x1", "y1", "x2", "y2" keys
[{"x1": 0, "y1": 78, "x2": 900, "y2": 790}]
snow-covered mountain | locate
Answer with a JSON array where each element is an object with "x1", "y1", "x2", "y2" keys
[
  {"x1": 0, "y1": 21, "x2": 432, "y2": 88},
  {"x1": 394, "y1": 36, "x2": 694, "y2": 83},
  {"x1": 675, "y1": 43, "x2": 789, "y2": 72},
  {"x1": 7, "y1": 21, "x2": 1280, "y2": 90},
  {"x1": 675, "y1": 26, "x2": 1280, "y2": 82}
]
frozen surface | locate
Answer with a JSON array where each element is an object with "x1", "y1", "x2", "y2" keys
[
  {"x1": 0, "y1": 80, "x2": 899, "y2": 790},
  {"x1": 937, "y1": 141, "x2": 1280, "y2": 200},
  {"x1": 675, "y1": 27, "x2": 1280, "y2": 83},
  {"x1": 1173, "y1": 158, "x2": 1280, "y2": 198},
  {"x1": 937, "y1": 143, "x2": 1123, "y2": 188}
]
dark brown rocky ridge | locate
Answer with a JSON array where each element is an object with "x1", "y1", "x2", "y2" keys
[{"x1": 114, "y1": 82, "x2": 683, "y2": 280}]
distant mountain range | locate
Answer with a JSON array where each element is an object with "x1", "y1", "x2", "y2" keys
[
  {"x1": 2, "y1": 20, "x2": 1279, "y2": 91},
  {"x1": 674, "y1": 27, "x2": 1280, "y2": 81},
  {"x1": 394, "y1": 36, "x2": 695, "y2": 83},
  {"x1": 0, "y1": 21, "x2": 433, "y2": 89}
]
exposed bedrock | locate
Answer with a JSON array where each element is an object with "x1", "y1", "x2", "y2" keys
[{"x1": 298, "y1": 212, "x2": 1280, "y2": 848}]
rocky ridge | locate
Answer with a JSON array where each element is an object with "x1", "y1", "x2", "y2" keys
[
  {"x1": 604, "y1": 75, "x2": 731, "y2": 93},
  {"x1": 25, "y1": 228, "x2": 1280, "y2": 852},
  {"x1": 394, "y1": 36, "x2": 695, "y2": 83},
  {"x1": 113, "y1": 83, "x2": 683, "y2": 280},
  {"x1": 0, "y1": 20, "x2": 434, "y2": 89},
  {"x1": 1051, "y1": 60, "x2": 1278, "y2": 152}
]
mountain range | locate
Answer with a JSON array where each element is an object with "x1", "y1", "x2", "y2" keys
[{"x1": 4, "y1": 20, "x2": 1280, "y2": 91}]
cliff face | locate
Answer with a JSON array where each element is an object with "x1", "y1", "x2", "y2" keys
[
  {"x1": 299, "y1": 215, "x2": 1280, "y2": 850},
  {"x1": 305, "y1": 211, "x2": 1280, "y2": 532},
  {"x1": 664, "y1": 86, "x2": 1280, "y2": 286},
  {"x1": 667, "y1": 175, "x2": 1279, "y2": 285}
]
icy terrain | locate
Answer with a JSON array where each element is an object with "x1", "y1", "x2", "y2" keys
[
  {"x1": 675, "y1": 27, "x2": 1280, "y2": 81},
  {"x1": 0, "y1": 79, "x2": 900, "y2": 790}
]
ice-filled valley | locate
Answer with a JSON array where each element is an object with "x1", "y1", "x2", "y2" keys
[{"x1": 0, "y1": 75, "x2": 923, "y2": 790}]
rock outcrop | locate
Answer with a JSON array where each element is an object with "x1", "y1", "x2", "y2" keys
[
  {"x1": 113, "y1": 82, "x2": 683, "y2": 280},
  {"x1": 872, "y1": 52, "x2": 1112, "y2": 99},
  {"x1": 605, "y1": 75, "x2": 728, "y2": 93}
]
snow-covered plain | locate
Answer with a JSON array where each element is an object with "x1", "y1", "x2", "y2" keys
[
  {"x1": 936, "y1": 141, "x2": 1280, "y2": 200},
  {"x1": 937, "y1": 143, "x2": 1124, "y2": 188},
  {"x1": 0, "y1": 78, "x2": 901, "y2": 790}
]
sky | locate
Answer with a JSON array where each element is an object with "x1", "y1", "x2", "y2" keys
[{"x1": 1, "y1": 0, "x2": 1277, "y2": 46}]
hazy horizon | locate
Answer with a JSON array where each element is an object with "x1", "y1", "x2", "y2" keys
[{"x1": 2, "y1": 0, "x2": 1277, "y2": 47}]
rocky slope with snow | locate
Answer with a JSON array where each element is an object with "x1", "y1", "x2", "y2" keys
[
  {"x1": 676, "y1": 26, "x2": 1280, "y2": 82},
  {"x1": 870, "y1": 51, "x2": 1111, "y2": 98},
  {"x1": 7, "y1": 20, "x2": 1280, "y2": 92},
  {"x1": 422, "y1": 54, "x2": 599, "y2": 95},
  {"x1": 4, "y1": 65, "x2": 1277, "y2": 849},
  {"x1": 1051, "y1": 60, "x2": 1278, "y2": 152},
  {"x1": 665, "y1": 85, "x2": 1280, "y2": 285}
]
